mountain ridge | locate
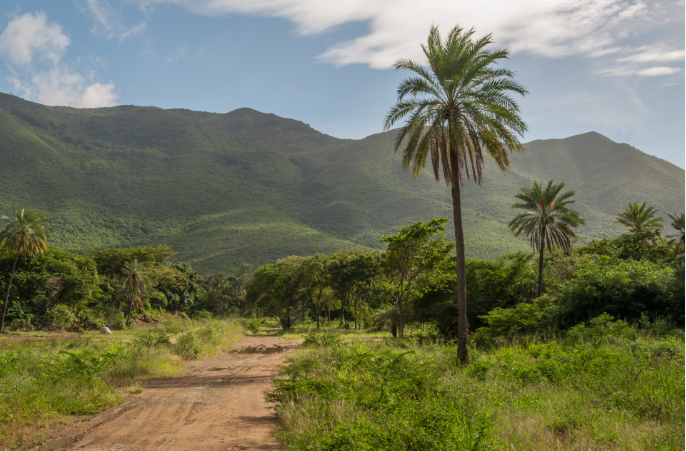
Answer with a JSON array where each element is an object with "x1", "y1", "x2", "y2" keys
[{"x1": 0, "y1": 93, "x2": 683, "y2": 273}]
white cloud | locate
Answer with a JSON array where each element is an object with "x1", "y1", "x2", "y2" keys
[
  {"x1": 0, "y1": 12, "x2": 70, "y2": 66},
  {"x1": 0, "y1": 12, "x2": 118, "y2": 108},
  {"x1": 151, "y1": 0, "x2": 680, "y2": 69},
  {"x1": 616, "y1": 46, "x2": 685, "y2": 64},
  {"x1": 597, "y1": 44, "x2": 684, "y2": 76},
  {"x1": 84, "y1": 0, "x2": 148, "y2": 39}
]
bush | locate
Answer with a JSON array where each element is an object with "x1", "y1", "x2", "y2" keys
[
  {"x1": 554, "y1": 257, "x2": 677, "y2": 327},
  {"x1": 172, "y1": 331, "x2": 201, "y2": 360},
  {"x1": 91, "y1": 304, "x2": 125, "y2": 328},
  {"x1": 45, "y1": 305, "x2": 77, "y2": 329},
  {"x1": 193, "y1": 309, "x2": 212, "y2": 320},
  {"x1": 303, "y1": 331, "x2": 341, "y2": 348},
  {"x1": 240, "y1": 317, "x2": 264, "y2": 334},
  {"x1": 8, "y1": 318, "x2": 33, "y2": 331}
]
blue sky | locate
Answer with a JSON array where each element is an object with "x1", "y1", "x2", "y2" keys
[{"x1": 0, "y1": 0, "x2": 684, "y2": 167}]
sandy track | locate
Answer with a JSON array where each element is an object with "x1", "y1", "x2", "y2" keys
[{"x1": 42, "y1": 336, "x2": 300, "y2": 451}]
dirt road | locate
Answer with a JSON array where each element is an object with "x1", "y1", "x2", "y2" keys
[{"x1": 41, "y1": 336, "x2": 300, "y2": 451}]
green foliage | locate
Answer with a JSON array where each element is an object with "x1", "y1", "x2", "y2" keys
[
  {"x1": 554, "y1": 257, "x2": 678, "y2": 327},
  {"x1": 413, "y1": 252, "x2": 535, "y2": 335},
  {"x1": 240, "y1": 317, "x2": 264, "y2": 334},
  {"x1": 88, "y1": 245, "x2": 176, "y2": 278},
  {"x1": 615, "y1": 202, "x2": 664, "y2": 232},
  {"x1": 302, "y1": 331, "x2": 342, "y2": 348},
  {"x1": 195, "y1": 264, "x2": 252, "y2": 315},
  {"x1": 270, "y1": 342, "x2": 497, "y2": 450},
  {"x1": 272, "y1": 329, "x2": 684, "y2": 450},
  {"x1": 45, "y1": 304, "x2": 77, "y2": 329},
  {"x1": 477, "y1": 300, "x2": 546, "y2": 336}
]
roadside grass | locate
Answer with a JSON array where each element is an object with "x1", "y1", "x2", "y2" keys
[
  {"x1": 268, "y1": 322, "x2": 684, "y2": 451},
  {"x1": 0, "y1": 316, "x2": 243, "y2": 449}
]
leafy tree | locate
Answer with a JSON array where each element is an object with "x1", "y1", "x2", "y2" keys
[
  {"x1": 554, "y1": 257, "x2": 677, "y2": 327},
  {"x1": 615, "y1": 202, "x2": 664, "y2": 233},
  {"x1": 383, "y1": 25, "x2": 528, "y2": 363},
  {"x1": 381, "y1": 219, "x2": 452, "y2": 338},
  {"x1": 508, "y1": 180, "x2": 585, "y2": 297},
  {"x1": 300, "y1": 254, "x2": 331, "y2": 329},
  {"x1": 247, "y1": 257, "x2": 311, "y2": 330},
  {"x1": 328, "y1": 252, "x2": 383, "y2": 328},
  {"x1": 0, "y1": 207, "x2": 50, "y2": 332},
  {"x1": 154, "y1": 262, "x2": 198, "y2": 314},
  {"x1": 413, "y1": 252, "x2": 535, "y2": 336},
  {"x1": 89, "y1": 245, "x2": 176, "y2": 278},
  {"x1": 121, "y1": 260, "x2": 150, "y2": 326},
  {"x1": 196, "y1": 264, "x2": 252, "y2": 315},
  {"x1": 666, "y1": 212, "x2": 685, "y2": 256}
]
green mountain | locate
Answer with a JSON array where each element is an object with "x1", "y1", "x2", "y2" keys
[{"x1": 0, "y1": 93, "x2": 683, "y2": 273}]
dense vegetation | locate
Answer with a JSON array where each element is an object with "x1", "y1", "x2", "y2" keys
[
  {"x1": 270, "y1": 323, "x2": 684, "y2": 450},
  {"x1": 0, "y1": 92, "x2": 683, "y2": 273}
]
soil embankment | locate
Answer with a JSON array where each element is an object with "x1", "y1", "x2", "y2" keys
[{"x1": 40, "y1": 336, "x2": 300, "y2": 451}]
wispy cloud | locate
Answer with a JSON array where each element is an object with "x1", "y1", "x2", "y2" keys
[
  {"x1": 0, "y1": 12, "x2": 118, "y2": 108},
  {"x1": 83, "y1": 0, "x2": 149, "y2": 39},
  {"x1": 147, "y1": 0, "x2": 682, "y2": 72},
  {"x1": 598, "y1": 44, "x2": 684, "y2": 76}
]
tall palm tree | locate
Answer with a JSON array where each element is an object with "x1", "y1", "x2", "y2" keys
[
  {"x1": 666, "y1": 212, "x2": 685, "y2": 256},
  {"x1": 0, "y1": 207, "x2": 50, "y2": 332},
  {"x1": 383, "y1": 25, "x2": 527, "y2": 364},
  {"x1": 121, "y1": 260, "x2": 150, "y2": 326},
  {"x1": 508, "y1": 180, "x2": 585, "y2": 297},
  {"x1": 615, "y1": 203, "x2": 663, "y2": 232}
]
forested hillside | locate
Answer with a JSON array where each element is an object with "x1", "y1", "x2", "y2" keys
[{"x1": 0, "y1": 92, "x2": 683, "y2": 273}]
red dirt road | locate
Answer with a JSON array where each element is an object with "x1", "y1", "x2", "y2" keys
[{"x1": 41, "y1": 336, "x2": 300, "y2": 451}]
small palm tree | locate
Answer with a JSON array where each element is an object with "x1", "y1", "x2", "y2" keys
[
  {"x1": 121, "y1": 260, "x2": 150, "y2": 326},
  {"x1": 666, "y1": 212, "x2": 685, "y2": 256},
  {"x1": 0, "y1": 207, "x2": 50, "y2": 332},
  {"x1": 383, "y1": 25, "x2": 527, "y2": 364},
  {"x1": 615, "y1": 203, "x2": 663, "y2": 232},
  {"x1": 509, "y1": 180, "x2": 585, "y2": 297}
]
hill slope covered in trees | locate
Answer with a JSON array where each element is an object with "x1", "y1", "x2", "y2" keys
[{"x1": 0, "y1": 93, "x2": 683, "y2": 273}]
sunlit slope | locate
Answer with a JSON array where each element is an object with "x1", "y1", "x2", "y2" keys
[{"x1": 0, "y1": 93, "x2": 683, "y2": 272}]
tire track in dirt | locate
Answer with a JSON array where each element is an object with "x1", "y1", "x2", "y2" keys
[{"x1": 40, "y1": 336, "x2": 301, "y2": 451}]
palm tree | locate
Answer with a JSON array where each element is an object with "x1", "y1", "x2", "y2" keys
[
  {"x1": 0, "y1": 207, "x2": 50, "y2": 332},
  {"x1": 666, "y1": 212, "x2": 685, "y2": 256},
  {"x1": 615, "y1": 203, "x2": 663, "y2": 232},
  {"x1": 508, "y1": 180, "x2": 585, "y2": 297},
  {"x1": 383, "y1": 25, "x2": 527, "y2": 364},
  {"x1": 121, "y1": 260, "x2": 150, "y2": 326}
]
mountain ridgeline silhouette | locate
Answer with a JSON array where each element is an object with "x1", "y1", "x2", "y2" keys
[{"x1": 0, "y1": 93, "x2": 683, "y2": 273}]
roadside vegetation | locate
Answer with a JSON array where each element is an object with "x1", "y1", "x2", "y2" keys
[
  {"x1": 0, "y1": 315, "x2": 242, "y2": 449},
  {"x1": 270, "y1": 322, "x2": 683, "y2": 450}
]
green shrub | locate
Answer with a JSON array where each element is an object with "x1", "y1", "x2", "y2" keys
[
  {"x1": 45, "y1": 305, "x2": 77, "y2": 329},
  {"x1": 555, "y1": 257, "x2": 676, "y2": 327},
  {"x1": 303, "y1": 331, "x2": 341, "y2": 348},
  {"x1": 8, "y1": 318, "x2": 33, "y2": 331},
  {"x1": 240, "y1": 317, "x2": 264, "y2": 334},
  {"x1": 193, "y1": 309, "x2": 212, "y2": 320},
  {"x1": 172, "y1": 331, "x2": 201, "y2": 360},
  {"x1": 91, "y1": 304, "x2": 125, "y2": 328}
]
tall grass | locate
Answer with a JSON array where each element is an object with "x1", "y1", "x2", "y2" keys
[
  {"x1": 0, "y1": 318, "x2": 243, "y2": 449},
  {"x1": 269, "y1": 321, "x2": 684, "y2": 450}
]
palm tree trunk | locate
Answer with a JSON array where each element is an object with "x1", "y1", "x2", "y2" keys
[
  {"x1": 451, "y1": 180, "x2": 469, "y2": 365},
  {"x1": 0, "y1": 250, "x2": 20, "y2": 333},
  {"x1": 537, "y1": 228, "x2": 546, "y2": 297}
]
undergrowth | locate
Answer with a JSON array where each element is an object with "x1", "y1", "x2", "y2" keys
[{"x1": 269, "y1": 318, "x2": 684, "y2": 450}]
